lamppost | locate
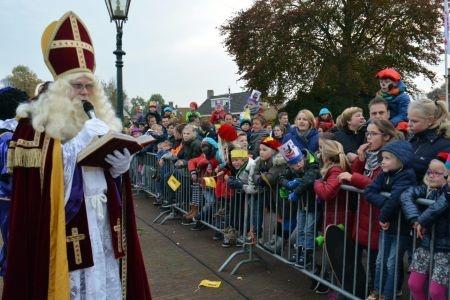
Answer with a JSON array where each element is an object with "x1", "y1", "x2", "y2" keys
[{"x1": 105, "y1": 0, "x2": 131, "y2": 121}]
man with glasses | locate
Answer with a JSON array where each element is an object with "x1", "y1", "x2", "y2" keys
[{"x1": 3, "y1": 11, "x2": 151, "y2": 300}]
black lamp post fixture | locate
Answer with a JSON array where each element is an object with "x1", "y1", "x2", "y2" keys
[{"x1": 105, "y1": 0, "x2": 131, "y2": 121}]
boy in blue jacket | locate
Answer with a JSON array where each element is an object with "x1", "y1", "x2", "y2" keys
[{"x1": 364, "y1": 140, "x2": 416, "y2": 300}]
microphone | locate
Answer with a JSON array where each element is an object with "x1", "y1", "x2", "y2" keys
[{"x1": 82, "y1": 100, "x2": 96, "y2": 119}]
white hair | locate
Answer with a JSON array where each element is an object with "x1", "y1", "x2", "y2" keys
[{"x1": 17, "y1": 72, "x2": 122, "y2": 141}]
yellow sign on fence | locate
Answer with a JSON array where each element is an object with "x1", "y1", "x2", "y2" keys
[
  {"x1": 203, "y1": 177, "x2": 217, "y2": 188},
  {"x1": 167, "y1": 175, "x2": 181, "y2": 191}
]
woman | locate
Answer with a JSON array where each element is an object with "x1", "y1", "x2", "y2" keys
[
  {"x1": 272, "y1": 124, "x2": 286, "y2": 143},
  {"x1": 283, "y1": 109, "x2": 319, "y2": 153},
  {"x1": 408, "y1": 98, "x2": 450, "y2": 182},
  {"x1": 338, "y1": 119, "x2": 401, "y2": 291},
  {"x1": 333, "y1": 107, "x2": 366, "y2": 157}
]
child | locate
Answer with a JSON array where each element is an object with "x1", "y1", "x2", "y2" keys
[
  {"x1": 315, "y1": 107, "x2": 335, "y2": 133},
  {"x1": 249, "y1": 137, "x2": 284, "y2": 243},
  {"x1": 154, "y1": 140, "x2": 172, "y2": 205},
  {"x1": 185, "y1": 101, "x2": 201, "y2": 123},
  {"x1": 248, "y1": 115, "x2": 269, "y2": 158},
  {"x1": 364, "y1": 140, "x2": 416, "y2": 300},
  {"x1": 314, "y1": 139, "x2": 353, "y2": 232},
  {"x1": 279, "y1": 140, "x2": 321, "y2": 268},
  {"x1": 375, "y1": 68, "x2": 410, "y2": 126},
  {"x1": 187, "y1": 138, "x2": 223, "y2": 230},
  {"x1": 225, "y1": 148, "x2": 254, "y2": 247},
  {"x1": 272, "y1": 124, "x2": 285, "y2": 143},
  {"x1": 401, "y1": 153, "x2": 450, "y2": 300}
]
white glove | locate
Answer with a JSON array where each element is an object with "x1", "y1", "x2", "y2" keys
[
  {"x1": 105, "y1": 148, "x2": 131, "y2": 178},
  {"x1": 76, "y1": 118, "x2": 111, "y2": 148}
]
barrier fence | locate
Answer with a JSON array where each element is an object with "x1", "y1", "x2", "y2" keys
[{"x1": 131, "y1": 153, "x2": 449, "y2": 300}]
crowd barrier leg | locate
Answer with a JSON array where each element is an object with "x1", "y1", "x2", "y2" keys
[{"x1": 219, "y1": 193, "x2": 267, "y2": 275}]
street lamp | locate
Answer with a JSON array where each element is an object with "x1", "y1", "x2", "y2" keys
[{"x1": 105, "y1": 0, "x2": 131, "y2": 121}]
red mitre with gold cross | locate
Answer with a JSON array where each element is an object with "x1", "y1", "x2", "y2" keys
[{"x1": 41, "y1": 11, "x2": 95, "y2": 79}]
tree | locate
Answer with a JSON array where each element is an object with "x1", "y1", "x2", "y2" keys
[
  {"x1": 101, "y1": 78, "x2": 128, "y2": 112},
  {"x1": 221, "y1": 0, "x2": 442, "y2": 115},
  {"x1": 2, "y1": 65, "x2": 42, "y2": 98},
  {"x1": 148, "y1": 93, "x2": 165, "y2": 108}
]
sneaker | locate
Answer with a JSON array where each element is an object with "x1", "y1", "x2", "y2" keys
[
  {"x1": 222, "y1": 228, "x2": 236, "y2": 247},
  {"x1": 296, "y1": 249, "x2": 312, "y2": 269},
  {"x1": 396, "y1": 290, "x2": 402, "y2": 297},
  {"x1": 191, "y1": 221, "x2": 206, "y2": 231}
]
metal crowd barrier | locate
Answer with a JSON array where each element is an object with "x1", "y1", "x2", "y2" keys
[{"x1": 129, "y1": 153, "x2": 449, "y2": 300}]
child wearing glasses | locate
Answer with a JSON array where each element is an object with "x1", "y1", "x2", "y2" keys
[
  {"x1": 401, "y1": 152, "x2": 450, "y2": 300},
  {"x1": 364, "y1": 140, "x2": 416, "y2": 300}
]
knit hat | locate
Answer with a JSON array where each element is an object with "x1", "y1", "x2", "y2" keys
[
  {"x1": 148, "y1": 101, "x2": 157, "y2": 108},
  {"x1": 240, "y1": 119, "x2": 252, "y2": 127},
  {"x1": 217, "y1": 124, "x2": 238, "y2": 142},
  {"x1": 201, "y1": 137, "x2": 219, "y2": 149},
  {"x1": 319, "y1": 107, "x2": 331, "y2": 116},
  {"x1": 231, "y1": 149, "x2": 248, "y2": 159},
  {"x1": 436, "y1": 152, "x2": 450, "y2": 170},
  {"x1": 261, "y1": 136, "x2": 282, "y2": 151},
  {"x1": 279, "y1": 139, "x2": 303, "y2": 165},
  {"x1": 375, "y1": 68, "x2": 401, "y2": 82}
]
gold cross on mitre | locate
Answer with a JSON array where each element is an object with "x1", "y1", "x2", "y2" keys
[
  {"x1": 66, "y1": 227, "x2": 85, "y2": 265},
  {"x1": 113, "y1": 218, "x2": 123, "y2": 252}
]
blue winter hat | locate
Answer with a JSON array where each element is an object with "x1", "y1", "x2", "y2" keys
[
  {"x1": 163, "y1": 107, "x2": 173, "y2": 113},
  {"x1": 279, "y1": 139, "x2": 303, "y2": 165},
  {"x1": 201, "y1": 137, "x2": 219, "y2": 149},
  {"x1": 380, "y1": 140, "x2": 414, "y2": 168},
  {"x1": 319, "y1": 108, "x2": 331, "y2": 116}
]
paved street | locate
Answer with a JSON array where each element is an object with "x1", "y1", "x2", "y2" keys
[{"x1": 134, "y1": 191, "x2": 323, "y2": 300}]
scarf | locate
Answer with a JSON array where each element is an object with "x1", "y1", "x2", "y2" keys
[{"x1": 364, "y1": 150, "x2": 380, "y2": 177}]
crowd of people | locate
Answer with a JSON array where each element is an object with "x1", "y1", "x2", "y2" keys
[{"x1": 127, "y1": 68, "x2": 450, "y2": 300}]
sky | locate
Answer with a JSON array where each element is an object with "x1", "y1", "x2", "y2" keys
[
  {"x1": 0, "y1": 0, "x2": 253, "y2": 107},
  {"x1": 0, "y1": 0, "x2": 447, "y2": 107}
]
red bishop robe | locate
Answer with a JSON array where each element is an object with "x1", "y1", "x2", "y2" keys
[{"x1": 2, "y1": 118, "x2": 151, "y2": 300}]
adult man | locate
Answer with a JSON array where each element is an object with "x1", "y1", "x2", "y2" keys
[
  {"x1": 278, "y1": 111, "x2": 291, "y2": 133},
  {"x1": 368, "y1": 97, "x2": 390, "y2": 121},
  {"x1": 3, "y1": 11, "x2": 151, "y2": 299}
]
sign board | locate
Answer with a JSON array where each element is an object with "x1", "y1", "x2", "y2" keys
[{"x1": 211, "y1": 97, "x2": 229, "y2": 109}]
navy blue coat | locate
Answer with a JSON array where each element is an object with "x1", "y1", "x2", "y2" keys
[
  {"x1": 332, "y1": 125, "x2": 366, "y2": 155},
  {"x1": 409, "y1": 129, "x2": 450, "y2": 182},
  {"x1": 400, "y1": 184, "x2": 450, "y2": 251},
  {"x1": 364, "y1": 140, "x2": 417, "y2": 235},
  {"x1": 283, "y1": 127, "x2": 319, "y2": 153}
]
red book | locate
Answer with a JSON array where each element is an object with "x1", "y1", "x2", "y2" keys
[{"x1": 77, "y1": 131, "x2": 155, "y2": 168}]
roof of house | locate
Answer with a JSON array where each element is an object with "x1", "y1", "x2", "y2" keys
[{"x1": 197, "y1": 91, "x2": 251, "y2": 116}]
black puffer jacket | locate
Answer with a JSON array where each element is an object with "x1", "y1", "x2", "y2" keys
[
  {"x1": 332, "y1": 125, "x2": 366, "y2": 154},
  {"x1": 409, "y1": 129, "x2": 450, "y2": 182},
  {"x1": 401, "y1": 184, "x2": 450, "y2": 252}
]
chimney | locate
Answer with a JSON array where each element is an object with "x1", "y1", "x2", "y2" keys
[
  {"x1": 168, "y1": 101, "x2": 174, "y2": 108},
  {"x1": 207, "y1": 90, "x2": 214, "y2": 99}
]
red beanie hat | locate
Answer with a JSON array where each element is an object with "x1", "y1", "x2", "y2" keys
[
  {"x1": 217, "y1": 124, "x2": 238, "y2": 142},
  {"x1": 261, "y1": 136, "x2": 282, "y2": 151},
  {"x1": 189, "y1": 101, "x2": 198, "y2": 110},
  {"x1": 375, "y1": 68, "x2": 401, "y2": 82}
]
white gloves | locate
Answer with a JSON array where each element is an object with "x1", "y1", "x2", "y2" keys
[
  {"x1": 106, "y1": 148, "x2": 132, "y2": 178},
  {"x1": 76, "y1": 118, "x2": 111, "y2": 148}
]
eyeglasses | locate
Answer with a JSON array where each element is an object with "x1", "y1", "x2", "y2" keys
[
  {"x1": 365, "y1": 131, "x2": 384, "y2": 137},
  {"x1": 426, "y1": 169, "x2": 446, "y2": 177},
  {"x1": 71, "y1": 83, "x2": 94, "y2": 91}
]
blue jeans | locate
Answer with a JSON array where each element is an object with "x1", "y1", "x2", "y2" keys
[
  {"x1": 198, "y1": 188, "x2": 216, "y2": 221},
  {"x1": 373, "y1": 232, "x2": 411, "y2": 300},
  {"x1": 296, "y1": 209, "x2": 315, "y2": 250}
]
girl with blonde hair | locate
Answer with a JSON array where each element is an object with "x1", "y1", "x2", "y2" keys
[
  {"x1": 408, "y1": 98, "x2": 450, "y2": 182},
  {"x1": 314, "y1": 139, "x2": 354, "y2": 231}
]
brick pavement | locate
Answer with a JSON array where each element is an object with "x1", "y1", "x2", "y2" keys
[{"x1": 135, "y1": 191, "x2": 324, "y2": 300}]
